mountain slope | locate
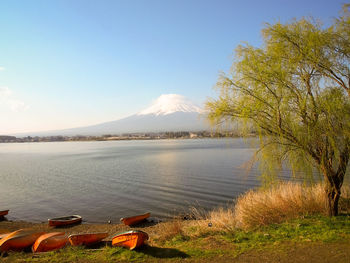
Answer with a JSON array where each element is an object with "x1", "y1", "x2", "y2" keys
[{"x1": 18, "y1": 94, "x2": 210, "y2": 136}]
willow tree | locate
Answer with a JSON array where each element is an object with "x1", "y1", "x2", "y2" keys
[{"x1": 207, "y1": 6, "x2": 350, "y2": 216}]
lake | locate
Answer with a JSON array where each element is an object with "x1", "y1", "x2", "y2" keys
[{"x1": 0, "y1": 138, "x2": 289, "y2": 223}]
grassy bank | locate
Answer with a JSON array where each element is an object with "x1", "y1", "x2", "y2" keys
[
  {"x1": 1, "y1": 183, "x2": 350, "y2": 262},
  {"x1": 207, "y1": 182, "x2": 350, "y2": 230},
  {"x1": 1, "y1": 215, "x2": 350, "y2": 263}
]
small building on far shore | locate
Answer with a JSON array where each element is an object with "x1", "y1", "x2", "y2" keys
[{"x1": 190, "y1": 133, "x2": 198, "y2": 138}]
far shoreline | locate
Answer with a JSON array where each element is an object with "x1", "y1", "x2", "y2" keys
[{"x1": 0, "y1": 132, "x2": 257, "y2": 144}]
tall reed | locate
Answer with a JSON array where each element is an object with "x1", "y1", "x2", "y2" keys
[{"x1": 208, "y1": 182, "x2": 350, "y2": 230}]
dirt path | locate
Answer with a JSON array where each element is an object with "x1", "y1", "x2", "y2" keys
[{"x1": 232, "y1": 242, "x2": 350, "y2": 263}]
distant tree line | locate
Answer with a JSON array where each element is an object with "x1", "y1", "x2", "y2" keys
[{"x1": 0, "y1": 130, "x2": 253, "y2": 143}]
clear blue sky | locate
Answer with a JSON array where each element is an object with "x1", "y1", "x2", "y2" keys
[{"x1": 0, "y1": 0, "x2": 346, "y2": 134}]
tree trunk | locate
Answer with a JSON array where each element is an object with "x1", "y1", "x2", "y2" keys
[
  {"x1": 322, "y1": 162, "x2": 344, "y2": 217},
  {"x1": 325, "y1": 184, "x2": 340, "y2": 216}
]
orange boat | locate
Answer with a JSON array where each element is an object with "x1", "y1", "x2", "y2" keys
[
  {"x1": 120, "y1": 212, "x2": 150, "y2": 226},
  {"x1": 0, "y1": 210, "x2": 9, "y2": 217},
  {"x1": 0, "y1": 233, "x2": 10, "y2": 240},
  {"x1": 112, "y1": 230, "x2": 148, "y2": 250},
  {"x1": 48, "y1": 215, "x2": 82, "y2": 227},
  {"x1": 0, "y1": 229, "x2": 45, "y2": 252},
  {"x1": 32, "y1": 232, "x2": 68, "y2": 253},
  {"x1": 68, "y1": 232, "x2": 108, "y2": 246}
]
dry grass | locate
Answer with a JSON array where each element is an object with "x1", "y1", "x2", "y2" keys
[
  {"x1": 234, "y1": 183, "x2": 326, "y2": 229},
  {"x1": 149, "y1": 187, "x2": 350, "y2": 252},
  {"x1": 208, "y1": 182, "x2": 350, "y2": 230},
  {"x1": 207, "y1": 205, "x2": 236, "y2": 232},
  {"x1": 152, "y1": 219, "x2": 185, "y2": 242}
]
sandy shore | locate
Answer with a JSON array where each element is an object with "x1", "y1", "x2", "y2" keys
[{"x1": 0, "y1": 218, "x2": 163, "y2": 242}]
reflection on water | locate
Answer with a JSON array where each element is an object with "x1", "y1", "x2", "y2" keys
[{"x1": 0, "y1": 138, "x2": 279, "y2": 223}]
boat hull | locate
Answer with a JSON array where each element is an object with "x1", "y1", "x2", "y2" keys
[
  {"x1": 0, "y1": 210, "x2": 9, "y2": 217},
  {"x1": 69, "y1": 232, "x2": 108, "y2": 246},
  {"x1": 112, "y1": 230, "x2": 148, "y2": 250},
  {"x1": 120, "y1": 213, "x2": 150, "y2": 226},
  {"x1": 32, "y1": 232, "x2": 68, "y2": 253},
  {"x1": 0, "y1": 233, "x2": 10, "y2": 240},
  {"x1": 48, "y1": 215, "x2": 82, "y2": 227},
  {"x1": 0, "y1": 229, "x2": 45, "y2": 252}
]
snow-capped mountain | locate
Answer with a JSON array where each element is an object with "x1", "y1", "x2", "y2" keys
[
  {"x1": 17, "y1": 94, "x2": 210, "y2": 136},
  {"x1": 138, "y1": 94, "x2": 203, "y2": 116}
]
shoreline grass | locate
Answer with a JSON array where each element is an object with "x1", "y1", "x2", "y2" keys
[
  {"x1": 207, "y1": 182, "x2": 350, "y2": 231},
  {"x1": 1, "y1": 182, "x2": 350, "y2": 262},
  {"x1": 1, "y1": 214, "x2": 349, "y2": 262}
]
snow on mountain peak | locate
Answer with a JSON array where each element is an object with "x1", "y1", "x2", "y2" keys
[{"x1": 138, "y1": 94, "x2": 203, "y2": 116}]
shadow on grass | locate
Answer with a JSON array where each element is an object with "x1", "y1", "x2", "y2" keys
[
  {"x1": 0, "y1": 216, "x2": 8, "y2": 222},
  {"x1": 71, "y1": 242, "x2": 189, "y2": 259},
  {"x1": 83, "y1": 240, "x2": 112, "y2": 249},
  {"x1": 137, "y1": 245, "x2": 189, "y2": 259},
  {"x1": 128, "y1": 219, "x2": 161, "y2": 228}
]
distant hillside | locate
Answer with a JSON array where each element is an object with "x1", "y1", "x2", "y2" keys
[{"x1": 15, "y1": 94, "x2": 210, "y2": 137}]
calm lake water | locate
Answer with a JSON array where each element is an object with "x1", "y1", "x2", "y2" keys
[{"x1": 0, "y1": 138, "x2": 291, "y2": 223}]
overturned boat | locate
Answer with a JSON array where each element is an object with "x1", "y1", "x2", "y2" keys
[
  {"x1": 112, "y1": 230, "x2": 148, "y2": 250},
  {"x1": 0, "y1": 233, "x2": 10, "y2": 240},
  {"x1": 32, "y1": 232, "x2": 68, "y2": 253},
  {"x1": 68, "y1": 232, "x2": 108, "y2": 246},
  {"x1": 0, "y1": 229, "x2": 45, "y2": 252}
]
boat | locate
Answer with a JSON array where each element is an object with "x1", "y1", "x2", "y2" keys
[
  {"x1": 0, "y1": 233, "x2": 10, "y2": 240},
  {"x1": 0, "y1": 229, "x2": 45, "y2": 252},
  {"x1": 48, "y1": 215, "x2": 82, "y2": 227},
  {"x1": 0, "y1": 210, "x2": 9, "y2": 217},
  {"x1": 32, "y1": 232, "x2": 68, "y2": 253},
  {"x1": 68, "y1": 232, "x2": 108, "y2": 246},
  {"x1": 120, "y1": 212, "x2": 150, "y2": 226},
  {"x1": 112, "y1": 230, "x2": 149, "y2": 250}
]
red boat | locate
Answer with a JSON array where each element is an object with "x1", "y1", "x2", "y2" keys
[
  {"x1": 68, "y1": 232, "x2": 108, "y2": 246},
  {"x1": 32, "y1": 232, "x2": 68, "y2": 252},
  {"x1": 48, "y1": 215, "x2": 82, "y2": 227},
  {"x1": 0, "y1": 210, "x2": 9, "y2": 217},
  {"x1": 112, "y1": 230, "x2": 148, "y2": 250},
  {"x1": 0, "y1": 233, "x2": 10, "y2": 240},
  {"x1": 0, "y1": 229, "x2": 45, "y2": 252},
  {"x1": 120, "y1": 212, "x2": 150, "y2": 226}
]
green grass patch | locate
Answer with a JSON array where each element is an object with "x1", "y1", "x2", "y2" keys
[
  {"x1": 166, "y1": 215, "x2": 350, "y2": 258},
  {"x1": 220, "y1": 214, "x2": 350, "y2": 255},
  {"x1": 1, "y1": 215, "x2": 350, "y2": 262}
]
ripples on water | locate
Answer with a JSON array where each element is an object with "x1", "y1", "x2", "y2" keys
[{"x1": 0, "y1": 138, "x2": 293, "y2": 223}]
